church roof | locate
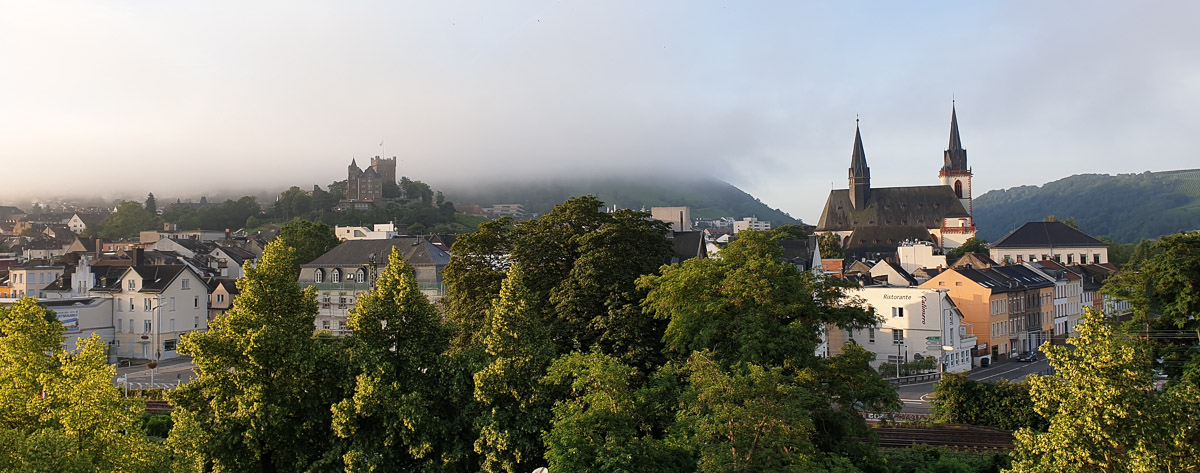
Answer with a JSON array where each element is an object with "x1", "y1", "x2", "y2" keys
[
  {"x1": 843, "y1": 225, "x2": 935, "y2": 255},
  {"x1": 816, "y1": 185, "x2": 970, "y2": 232},
  {"x1": 948, "y1": 106, "x2": 963, "y2": 152}
]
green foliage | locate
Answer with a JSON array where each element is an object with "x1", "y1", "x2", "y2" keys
[
  {"x1": 332, "y1": 247, "x2": 465, "y2": 471},
  {"x1": 930, "y1": 373, "x2": 1046, "y2": 431},
  {"x1": 141, "y1": 413, "x2": 173, "y2": 439},
  {"x1": 145, "y1": 192, "x2": 157, "y2": 215},
  {"x1": 273, "y1": 186, "x2": 314, "y2": 219},
  {"x1": 879, "y1": 357, "x2": 939, "y2": 378},
  {"x1": 772, "y1": 224, "x2": 810, "y2": 240},
  {"x1": 0, "y1": 298, "x2": 170, "y2": 471},
  {"x1": 946, "y1": 237, "x2": 988, "y2": 264},
  {"x1": 819, "y1": 232, "x2": 846, "y2": 259},
  {"x1": 974, "y1": 170, "x2": 1200, "y2": 243},
  {"x1": 641, "y1": 229, "x2": 876, "y2": 367},
  {"x1": 672, "y1": 352, "x2": 825, "y2": 472},
  {"x1": 161, "y1": 196, "x2": 261, "y2": 231},
  {"x1": 443, "y1": 218, "x2": 514, "y2": 351},
  {"x1": 167, "y1": 240, "x2": 350, "y2": 471},
  {"x1": 541, "y1": 351, "x2": 691, "y2": 472},
  {"x1": 276, "y1": 218, "x2": 340, "y2": 267},
  {"x1": 1007, "y1": 308, "x2": 1200, "y2": 472},
  {"x1": 881, "y1": 445, "x2": 1010, "y2": 473},
  {"x1": 400, "y1": 176, "x2": 434, "y2": 206},
  {"x1": 473, "y1": 265, "x2": 555, "y2": 473},
  {"x1": 93, "y1": 201, "x2": 161, "y2": 239}
]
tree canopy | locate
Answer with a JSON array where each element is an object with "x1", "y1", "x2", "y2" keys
[{"x1": 92, "y1": 201, "x2": 161, "y2": 239}]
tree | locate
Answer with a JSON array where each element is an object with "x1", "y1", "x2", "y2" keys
[
  {"x1": 640, "y1": 229, "x2": 876, "y2": 368},
  {"x1": 771, "y1": 224, "x2": 809, "y2": 240},
  {"x1": 1007, "y1": 308, "x2": 1200, "y2": 472},
  {"x1": 541, "y1": 351, "x2": 691, "y2": 472},
  {"x1": 167, "y1": 240, "x2": 349, "y2": 471},
  {"x1": 276, "y1": 218, "x2": 340, "y2": 267},
  {"x1": 93, "y1": 201, "x2": 160, "y2": 239},
  {"x1": 947, "y1": 237, "x2": 989, "y2": 263},
  {"x1": 817, "y1": 232, "x2": 845, "y2": 259},
  {"x1": 473, "y1": 265, "x2": 555, "y2": 473},
  {"x1": 331, "y1": 247, "x2": 461, "y2": 471},
  {"x1": 145, "y1": 192, "x2": 157, "y2": 215},
  {"x1": 273, "y1": 186, "x2": 313, "y2": 219},
  {"x1": 443, "y1": 218, "x2": 514, "y2": 351},
  {"x1": 382, "y1": 180, "x2": 401, "y2": 199},
  {"x1": 931, "y1": 373, "x2": 1046, "y2": 431},
  {"x1": 0, "y1": 298, "x2": 170, "y2": 471},
  {"x1": 1102, "y1": 232, "x2": 1200, "y2": 377}
]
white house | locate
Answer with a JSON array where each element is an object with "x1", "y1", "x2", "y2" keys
[
  {"x1": 335, "y1": 223, "x2": 400, "y2": 241},
  {"x1": 836, "y1": 286, "x2": 976, "y2": 373},
  {"x1": 732, "y1": 217, "x2": 771, "y2": 234},
  {"x1": 0, "y1": 297, "x2": 117, "y2": 361},
  {"x1": 98, "y1": 265, "x2": 209, "y2": 361}
]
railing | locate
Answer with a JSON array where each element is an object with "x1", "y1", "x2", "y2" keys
[{"x1": 887, "y1": 372, "x2": 942, "y2": 386}]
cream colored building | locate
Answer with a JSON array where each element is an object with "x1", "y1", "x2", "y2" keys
[
  {"x1": 650, "y1": 207, "x2": 692, "y2": 232},
  {"x1": 100, "y1": 265, "x2": 209, "y2": 361},
  {"x1": 989, "y1": 221, "x2": 1108, "y2": 266},
  {"x1": 828, "y1": 287, "x2": 975, "y2": 373},
  {"x1": 732, "y1": 216, "x2": 771, "y2": 234}
]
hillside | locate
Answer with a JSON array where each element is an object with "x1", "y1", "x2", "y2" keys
[
  {"x1": 974, "y1": 169, "x2": 1200, "y2": 243},
  {"x1": 442, "y1": 176, "x2": 800, "y2": 226}
]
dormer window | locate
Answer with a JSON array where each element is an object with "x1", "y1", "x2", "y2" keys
[
  {"x1": 128, "y1": 279, "x2": 136, "y2": 290},
  {"x1": 314, "y1": 269, "x2": 325, "y2": 283},
  {"x1": 331, "y1": 269, "x2": 341, "y2": 283},
  {"x1": 357, "y1": 268, "x2": 367, "y2": 283}
]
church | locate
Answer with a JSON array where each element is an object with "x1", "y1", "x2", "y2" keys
[{"x1": 815, "y1": 105, "x2": 977, "y2": 259}]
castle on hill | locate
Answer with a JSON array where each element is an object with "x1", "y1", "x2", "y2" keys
[
  {"x1": 815, "y1": 105, "x2": 977, "y2": 259},
  {"x1": 341, "y1": 156, "x2": 396, "y2": 210}
]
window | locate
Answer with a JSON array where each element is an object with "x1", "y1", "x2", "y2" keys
[
  {"x1": 322, "y1": 320, "x2": 331, "y2": 329},
  {"x1": 315, "y1": 269, "x2": 324, "y2": 283},
  {"x1": 892, "y1": 307, "x2": 904, "y2": 318},
  {"x1": 117, "y1": 319, "x2": 123, "y2": 332},
  {"x1": 338, "y1": 320, "x2": 346, "y2": 331},
  {"x1": 217, "y1": 294, "x2": 225, "y2": 303},
  {"x1": 194, "y1": 316, "x2": 199, "y2": 328},
  {"x1": 128, "y1": 279, "x2": 136, "y2": 290},
  {"x1": 357, "y1": 268, "x2": 367, "y2": 283},
  {"x1": 169, "y1": 318, "x2": 175, "y2": 332},
  {"x1": 181, "y1": 279, "x2": 190, "y2": 290},
  {"x1": 129, "y1": 319, "x2": 134, "y2": 333},
  {"x1": 1093, "y1": 254, "x2": 1101, "y2": 264},
  {"x1": 170, "y1": 297, "x2": 176, "y2": 311},
  {"x1": 194, "y1": 296, "x2": 199, "y2": 308},
  {"x1": 144, "y1": 298, "x2": 152, "y2": 311},
  {"x1": 1067, "y1": 254, "x2": 1074, "y2": 264},
  {"x1": 893, "y1": 329, "x2": 904, "y2": 344},
  {"x1": 117, "y1": 300, "x2": 123, "y2": 312},
  {"x1": 1053, "y1": 254, "x2": 1061, "y2": 262},
  {"x1": 129, "y1": 298, "x2": 134, "y2": 311},
  {"x1": 143, "y1": 320, "x2": 152, "y2": 333},
  {"x1": 868, "y1": 328, "x2": 875, "y2": 343},
  {"x1": 332, "y1": 269, "x2": 341, "y2": 283},
  {"x1": 164, "y1": 339, "x2": 177, "y2": 351}
]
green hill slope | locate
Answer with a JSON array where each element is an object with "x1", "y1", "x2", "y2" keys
[
  {"x1": 974, "y1": 169, "x2": 1200, "y2": 243},
  {"x1": 442, "y1": 176, "x2": 800, "y2": 226}
]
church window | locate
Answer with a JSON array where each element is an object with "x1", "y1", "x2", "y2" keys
[{"x1": 954, "y1": 180, "x2": 963, "y2": 198}]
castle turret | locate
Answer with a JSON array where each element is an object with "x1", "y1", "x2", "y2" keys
[{"x1": 849, "y1": 121, "x2": 871, "y2": 210}]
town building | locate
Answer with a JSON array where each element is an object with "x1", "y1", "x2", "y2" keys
[
  {"x1": 989, "y1": 221, "x2": 1109, "y2": 265},
  {"x1": 827, "y1": 287, "x2": 975, "y2": 373},
  {"x1": 816, "y1": 106, "x2": 977, "y2": 259},
  {"x1": 335, "y1": 223, "x2": 401, "y2": 241},
  {"x1": 93, "y1": 264, "x2": 210, "y2": 361},
  {"x1": 67, "y1": 212, "x2": 106, "y2": 234},
  {"x1": 208, "y1": 278, "x2": 238, "y2": 320},
  {"x1": 298, "y1": 238, "x2": 450, "y2": 335},
  {"x1": 732, "y1": 216, "x2": 771, "y2": 234},
  {"x1": 650, "y1": 206, "x2": 693, "y2": 232}
]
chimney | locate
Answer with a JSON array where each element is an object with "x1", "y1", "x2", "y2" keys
[
  {"x1": 95, "y1": 238, "x2": 102, "y2": 259},
  {"x1": 132, "y1": 248, "x2": 144, "y2": 266},
  {"x1": 225, "y1": 228, "x2": 231, "y2": 239}
]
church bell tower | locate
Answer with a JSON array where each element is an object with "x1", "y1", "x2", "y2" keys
[
  {"x1": 849, "y1": 121, "x2": 871, "y2": 210},
  {"x1": 939, "y1": 103, "x2": 973, "y2": 219}
]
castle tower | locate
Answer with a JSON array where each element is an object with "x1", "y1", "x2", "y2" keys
[
  {"x1": 370, "y1": 156, "x2": 397, "y2": 184},
  {"x1": 938, "y1": 103, "x2": 973, "y2": 219},
  {"x1": 347, "y1": 158, "x2": 363, "y2": 200},
  {"x1": 848, "y1": 121, "x2": 871, "y2": 210}
]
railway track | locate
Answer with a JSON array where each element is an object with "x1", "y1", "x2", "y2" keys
[{"x1": 873, "y1": 425, "x2": 1014, "y2": 451}]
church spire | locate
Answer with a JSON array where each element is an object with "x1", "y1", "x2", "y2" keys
[
  {"x1": 849, "y1": 120, "x2": 871, "y2": 210},
  {"x1": 942, "y1": 102, "x2": 968, "y2": 172}
]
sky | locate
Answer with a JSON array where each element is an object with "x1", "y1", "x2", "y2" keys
[{"x1": 2, "y1": 1, "x2": 1198, "y2": 223}]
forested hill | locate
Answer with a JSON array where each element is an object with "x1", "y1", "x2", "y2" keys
[
  {"x1": 974, "y1": 169, "x2": 1200, "y2": 243},
  {"x1": 442, "y1": 176, "x2": 801, "y2": 225}
]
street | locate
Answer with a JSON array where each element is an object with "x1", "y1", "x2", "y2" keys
[
  {"x1": 114, "y1": 357, "x2": 197, "y2": 391},
  {"x1": 897, "y1": 357, "x2": 1052, "y2": 415}
]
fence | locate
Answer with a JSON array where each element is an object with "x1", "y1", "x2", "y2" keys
[{"x1": 887, "y1": 372, "x2": 942, "y2": 386}]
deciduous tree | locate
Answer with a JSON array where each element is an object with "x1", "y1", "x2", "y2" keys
[
  {"x1": 277, "y1": 218, "x2": 341, "y2": 268},
  {"x1": 167, "y1": 240, "x2": 349, "y2": 471}
]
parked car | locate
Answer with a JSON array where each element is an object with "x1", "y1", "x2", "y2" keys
[{"x1": 1016, "y1": 351, "x2": 1039, "y2": 362}]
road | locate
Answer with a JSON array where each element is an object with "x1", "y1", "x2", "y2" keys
[
  {"x1": 897, "y1": 357, "x2": 1051, "y2": 415},
  {"x1": 114, "y1": 357, "x2": 197, "y2": 391}
]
